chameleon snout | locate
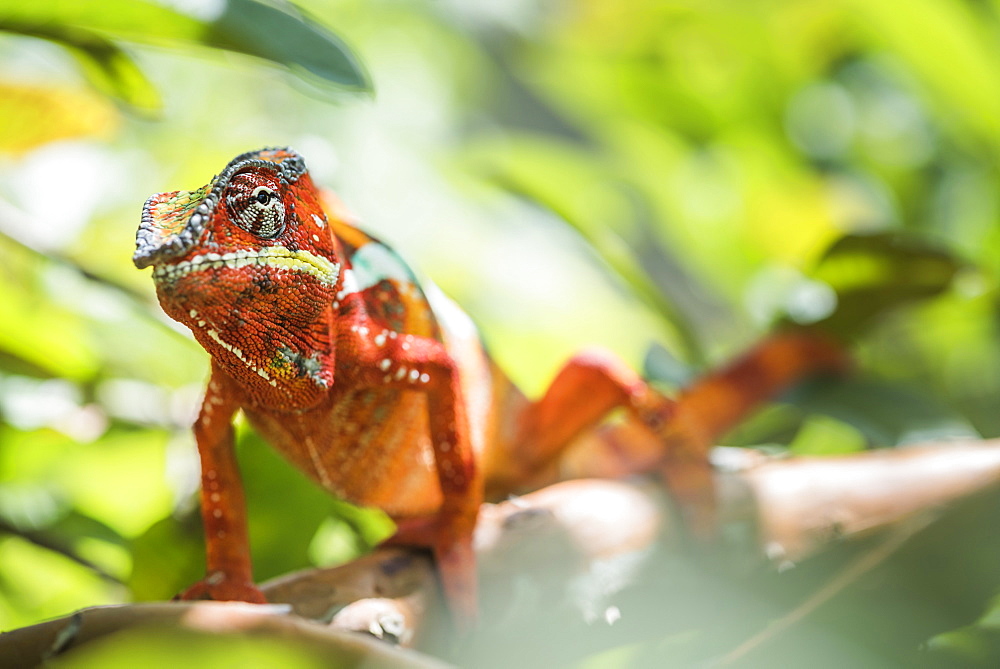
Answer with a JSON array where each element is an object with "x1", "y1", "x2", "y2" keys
[{"x1": 134, "y1": 187, "x2": 214, "y2": 269}]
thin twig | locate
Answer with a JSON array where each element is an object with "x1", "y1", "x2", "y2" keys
[{"x1": 0, "y1": 517, "x2": 124, "y2": 585}]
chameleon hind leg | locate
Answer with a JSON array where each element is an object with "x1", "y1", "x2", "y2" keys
[
  {"x1": 491, "y1": 331, "x2": 847, "y2": 534},
  {"x1": 489, "y1": 348, "x2": 704, "y2": 511}
]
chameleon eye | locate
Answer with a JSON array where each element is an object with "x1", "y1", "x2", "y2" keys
[{"x1": 226, "y1": 184, "x2": 285, "y2": 239}]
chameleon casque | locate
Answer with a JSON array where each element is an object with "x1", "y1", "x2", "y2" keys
[{"x1": 134, "y1": 147, "x2": 844, "y2": 620}]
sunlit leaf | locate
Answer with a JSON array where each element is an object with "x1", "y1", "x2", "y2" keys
[
  {"x1": 788, "y1": 414, "x2": 866, "y2": 455},
  {"x1": 55, "y1": 429, "x2": 175, "y2": 537},
  {"x1": 0, "y1": 536, "x2": 116, "y2": 629},
  {"x1": 462, "y1": 135, "x2": 704, "y2": 360},
  {"x1": 0, "y1": 272, "x2": 99, "y2": 382},
  {"x1": 846, "y1": 0, "x2": 1000, "y2": 149}
]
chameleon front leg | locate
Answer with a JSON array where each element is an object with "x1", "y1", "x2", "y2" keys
[
  {"x1": 350, "y1": 332, "x2": 481, "y2": 621},
  {"x1": 180, "y1": 363, "x2": 266, "y2": 603}
]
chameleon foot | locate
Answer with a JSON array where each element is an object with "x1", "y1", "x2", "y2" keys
[{"x1": 178, "y1": 572, "x2": 268, "y2": 604}]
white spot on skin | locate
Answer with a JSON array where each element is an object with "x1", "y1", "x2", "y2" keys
[
  {"x1": 374, "y1": 333, "x2": 386, "y2": 346},
  {"x1": 420, "y1": 373, "x2": 430, "y2": 383},
  {"x1": 409, "y1": 369, "x2": 419, "y2": 382},
  {"x1": 395, "y1": 366, "x2": 407, "y2": 380},
  {"x1": 189, "y1": 309, "x2": 198, "y2": 318},
  {"x1": 312, "y1": 234, "x2": 320, "y2": 242},
  {"x1": 210, "y1": 493, "x2": 220, "y2": 502},
  {"x1": 440, "y1": 441, "x2": 451, "y2": 452},
  {"x1": 206, "y1": 328, "x2": 272, "y2": 382},
  {"x1": 213, "y1": 509, "x2": 222, "y2": 518},
  {"x1": 337, "y1": 269, "x2": 359, "y2": 300},
  {"x1": 379, "y1": 358, "x2": 391, "y2": 371}
]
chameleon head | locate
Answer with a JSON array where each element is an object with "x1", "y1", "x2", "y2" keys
[{"x1": 134, "y1": 147, "x2": 342, "y2": 408}]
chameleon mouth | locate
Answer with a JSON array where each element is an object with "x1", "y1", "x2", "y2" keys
[
  {"x1": 133, "y1": 147, "x2": 307, "y2": 270},
  {"x1": 151, "y1": 246, "x2": 341, "y2": 286}
]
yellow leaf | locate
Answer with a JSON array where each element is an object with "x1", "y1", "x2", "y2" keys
[{"x1": 0, "y1": 82, "x2": 118, "y2": 155}]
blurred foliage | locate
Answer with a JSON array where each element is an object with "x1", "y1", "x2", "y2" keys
[
  {"x1": 0, "y1": 0, "x2": 369, "y2": 112},
  {"x1": 1, "y1": 0, "x2": 1000, "y2": 665}
]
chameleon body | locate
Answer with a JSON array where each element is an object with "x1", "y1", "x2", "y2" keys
[{"x1": 134, "y1": 147, "x2": 843, "y2": 619}]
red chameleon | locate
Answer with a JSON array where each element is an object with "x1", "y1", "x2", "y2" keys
[{"x1": 134, "y1": 147, "x2": 843, "y2": 621}]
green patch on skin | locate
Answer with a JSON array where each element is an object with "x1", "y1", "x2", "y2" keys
[
  {"x1": 271, "y1": 346, "x2": 298, "y2": 378},
  {"x1": 273, "y1": 346, "x2": 326, "y2": 386}
]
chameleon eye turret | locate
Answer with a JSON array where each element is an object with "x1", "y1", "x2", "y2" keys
[{"x1": 225, "y1": 175, "x2": 286, "y2": 239}]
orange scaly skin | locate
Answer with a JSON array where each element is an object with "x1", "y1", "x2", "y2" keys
[{"x1": 134, "y1": 147, "x2": 847, "y2": 621}]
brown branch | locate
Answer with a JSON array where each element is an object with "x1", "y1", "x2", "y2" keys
[
  {"x1": 4, "y1": 439, "x2": 999, "y2": 665},
  {"x1": 0, "y1": 601, "x2": 448, "y2": 669}
]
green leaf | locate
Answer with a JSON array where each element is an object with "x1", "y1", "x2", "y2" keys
[
  {"x1": 0, "y1": 0, "x2": 370, "y2": 107},
  {"x1": 48, "y1": 628, "x2": 330, "y2": 669},
  {"x1": 0, "y1": 258, "x2": 99, "y2": 382},
  {"x1": 796, "y1": 232, "x2": 962, "y2": 338},
  {"x1": 61, "y1": 32, "x2": 161, "y2": 110},
  {"x1": 461, "y1": 135, "x2": 705, "y2": 361},
  {"x1": 788, "y1": 414, "x2": 866, "y2": 456},
  {"x1": 128, "y1": 513, "x2": 204, "y2": 601},
  {"x1": 785, "y1": 376, "x2": 979, "y2": 446},
  {"x1": 207, "y1": 0, "x2": 370, "y2": 91}
]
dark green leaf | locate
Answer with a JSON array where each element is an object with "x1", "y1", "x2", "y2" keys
[
  {"x1": 61, "y1": 32, "x2": 161, "y2": 111},
  {"x1": 798, "y1": 232, "x2": 962, "y2": 339},
  {"x1": 0, "y1": 0, "x2": 370, "y2": 102},
  {"x1": 642, "y1": 341, "x2": 695, "y2": 388},
  {"x1": 784, "y1": 376, "x2": 979, "y2": 446},
  {"x1": 208, "y1": 0, "x2": 370, "y2": 91},
  {"x1": 128, "y1": 513, "x2": 204, "y2": 601}
]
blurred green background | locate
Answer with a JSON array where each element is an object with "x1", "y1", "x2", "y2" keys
[{"x1": 2, "y1": 0, "x2": 1000, "y2": 665}]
